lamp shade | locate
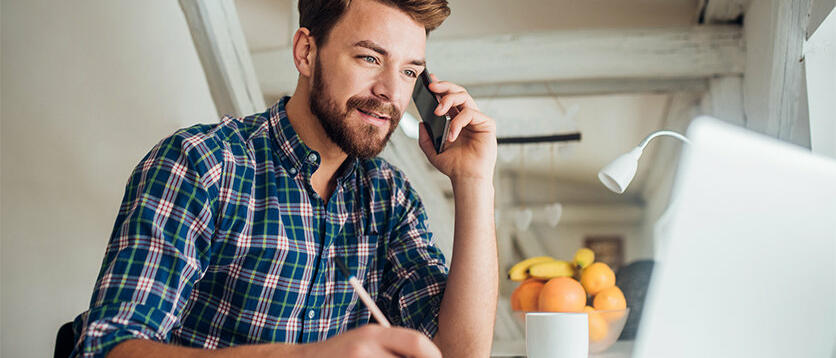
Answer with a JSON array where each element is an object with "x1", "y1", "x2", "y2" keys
[
  {"x1": 399, "y1": 112, "x2": 420, "y2": 139},
  {"x1": 598, "y1": 147, "x2": 643, "y2": 194}
]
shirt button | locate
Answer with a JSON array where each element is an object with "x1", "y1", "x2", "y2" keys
[
  {"x1": 307, "y1": 153, "x2": 318, "y2": 163},
  {"x1": 288, "y1": 167, "x2": 297, "y2": 175},
  {"x1": 307, "y1": 309, "x2": 315, "y2": 319}
]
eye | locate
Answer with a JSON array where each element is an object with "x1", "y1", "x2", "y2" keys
[
  {"x1": 359, "y1": 55, "x2": 379, "y2": 64},
  {"x1": 403, "y1": 69, "x2": 418, "y2": 78}
]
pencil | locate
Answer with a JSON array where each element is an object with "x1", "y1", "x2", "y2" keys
[{"x1": 333, "y1": 256, "x2": 391, "y2": 328}]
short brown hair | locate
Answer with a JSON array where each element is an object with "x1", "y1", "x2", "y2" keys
[{"x1": 299, "y1": 0, "x2": 450, "y2": 46}]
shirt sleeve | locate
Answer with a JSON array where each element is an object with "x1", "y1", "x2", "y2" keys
[
  {"x1": 72, "y1": 130, "x2": 218, "y2": 358},
  {"x1": 377, "y1": 176, "x2": 449, "y2": 339}
]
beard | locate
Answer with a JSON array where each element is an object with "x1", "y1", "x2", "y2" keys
[{"x1": 308, "y1": 57, "x2": 401, "y2": 159}]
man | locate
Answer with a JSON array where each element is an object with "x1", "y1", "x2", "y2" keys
[{"x1": 71, "y1": 0, "x2": 498, "y2": 356}]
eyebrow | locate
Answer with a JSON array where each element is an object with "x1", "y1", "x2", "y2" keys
[{"x1": 353, "y1": 40, "x2": 426, "y2": 67}]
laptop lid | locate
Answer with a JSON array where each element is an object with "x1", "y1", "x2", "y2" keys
[{"x1": 634, "y1": 117, "x2": 836, "y2": 358}]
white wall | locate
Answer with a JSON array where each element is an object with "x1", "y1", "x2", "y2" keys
[
  {"x1": 1, "y1": 1, "x2": 218, "y2": 357},
  {"x1": 805, "y1": 6, "x2": 836, "y2": 159},
  {"x1": 535, "y1": 223, "x2": 648, "y2": 266}
]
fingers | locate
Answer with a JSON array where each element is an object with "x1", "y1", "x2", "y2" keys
[
  {"x1": 378, "y1": 326, "x2": 442, "y2": 358},
  {"x1": 434, "y1": 91, "x2": 471, "y2": 116},
  {"x1": 427, "y1": 73, "x2": 479, "y2": 112},
  {"x1": 446, "y1": 107, "x2": 496, "y2": 142}
]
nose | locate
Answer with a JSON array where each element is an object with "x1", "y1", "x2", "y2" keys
[{"x1": 370, "y1": 67, "x2": 405, "y2": 106}]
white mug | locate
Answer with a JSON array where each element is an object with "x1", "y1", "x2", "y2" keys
[{"x1": 525, "y1": 312, "x2": 589, "y2": 358}]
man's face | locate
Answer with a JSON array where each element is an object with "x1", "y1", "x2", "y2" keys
[{"x1": 308, "y1": 0, "x2": 427, "y2": 158}]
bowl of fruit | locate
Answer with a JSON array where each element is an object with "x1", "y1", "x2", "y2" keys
[{"x1": 508, "y1": 249, "x2": 630, "y2": 353}]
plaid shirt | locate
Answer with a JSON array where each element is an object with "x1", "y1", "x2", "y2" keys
[{"x1": 71, "y1": 97, "x2": 448, "y2": 357}]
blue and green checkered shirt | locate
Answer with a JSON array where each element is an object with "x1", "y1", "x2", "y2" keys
[{"x1": 71, "y1": 97, "x2": 448, "y2": 357}]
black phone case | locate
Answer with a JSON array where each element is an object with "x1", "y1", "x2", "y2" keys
[{"x1": 411, "y1": 70, "x2": 451, "y2": 154}]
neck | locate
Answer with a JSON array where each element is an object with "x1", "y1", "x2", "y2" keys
[
  {"x1": 285, "y1": 86, "x2": 349, "y2": 176},
  {"x1": 285, "y1": 83, "x2": 349, "y2": 202}
]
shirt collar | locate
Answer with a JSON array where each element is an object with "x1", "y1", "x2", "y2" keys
[{"x1": 269, "y1": 96, "x2": 358, "y2": 183}]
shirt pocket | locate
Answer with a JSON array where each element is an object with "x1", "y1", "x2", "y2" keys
[{"x1": 330, "y1": 233, "x2": 381, "y2": 332}]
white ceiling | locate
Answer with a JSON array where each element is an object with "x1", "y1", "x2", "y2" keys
[{"x1": 235, "y1": 0, "x2": 701, "y2": 200}]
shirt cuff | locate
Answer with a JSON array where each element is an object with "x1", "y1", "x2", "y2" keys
[{"x1": 72, "y1": 304, "x2": 175, "y2": 358}]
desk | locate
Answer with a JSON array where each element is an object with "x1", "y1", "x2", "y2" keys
[{"x1": 491, "y1": 339, "x2": 634, "y2": 358}]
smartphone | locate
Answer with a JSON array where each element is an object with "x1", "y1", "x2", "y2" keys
[{"x1": 411, "y1": 69, "x2": 452, "y2": 154}]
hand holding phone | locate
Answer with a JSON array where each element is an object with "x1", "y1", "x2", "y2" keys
[
  {"x1": 411, "y1": 69, "x2": 452, "y2": 154},
  {"x1": 411, "y1": 71, "x2": 497, "y2": 183}
]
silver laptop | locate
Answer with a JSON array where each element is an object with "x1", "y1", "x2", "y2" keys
[{"x1": 634, "y1": 117, "x2": 836, "y2": 358}]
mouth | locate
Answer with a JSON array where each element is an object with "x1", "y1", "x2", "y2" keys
[{"x1": 356, "y1": 108, "x2": 390, "y2": 126}]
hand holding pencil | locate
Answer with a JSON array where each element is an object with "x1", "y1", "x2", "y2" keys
[
  {"x1": 334, "y1": 257, "x2": 391, "y2": 327},
  {"x1": 291, "y1": 257, "x2": 441, "y2": 358}
]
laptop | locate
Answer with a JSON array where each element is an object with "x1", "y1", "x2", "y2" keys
[{"x1": 633, "y1": 117, "x2": 836, "y2": 358}]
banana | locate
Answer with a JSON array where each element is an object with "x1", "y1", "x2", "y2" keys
[
  {"x1": 529, "y1": 260, "x2": 575, "y2": 279},
  {"x1": 507, "y1": 256, "x2": 555, "y2": 281},
  {"x1": 573, "y1": 248, "x2": 595, "y2": 269}
]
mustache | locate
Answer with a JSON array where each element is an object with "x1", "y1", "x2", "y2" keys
[{"x1": 346, "y1": 96, "x2": 401, "y2": 120}]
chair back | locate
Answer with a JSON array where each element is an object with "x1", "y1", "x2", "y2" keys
[
  {"x1": 615, "y1": 260, "x2": 655, "y2": 340},
  {"x1": 54, "y1": 321, "x2": 75, "y2": 358}
]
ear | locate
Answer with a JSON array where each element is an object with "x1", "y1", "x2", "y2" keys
[{"x1": 292, "y1": 28, "x2": 316, "y2": 78}]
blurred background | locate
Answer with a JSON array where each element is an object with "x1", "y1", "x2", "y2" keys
[{"x1": 2, "y1": 0, "x2": 831, "y2": 357}]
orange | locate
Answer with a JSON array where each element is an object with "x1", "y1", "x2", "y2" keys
[
  {"x1": 587, "y1": 310, "x2": 609, "y2": 342},
  {"x1": 593, "y1": 286, "x2": 627, "y2": 311},
  {"x1": 580, "y1": 262, "x2": 616, "y2": 296},
  {"x1": 538, "y1": 277, "x2": 586, "y2": 313},
  {"x1": 600, "y1": 309, "x2": 626, "y2": 323},
  {"x1": 510, "y1": 286, "x2": 522, "y2": 311},
  {"x1": 511, "y1": 278, "x2": 545, "y2": 312},
  {"x1": 583, "y1": 305, "x2": 596, "y2": 313}
]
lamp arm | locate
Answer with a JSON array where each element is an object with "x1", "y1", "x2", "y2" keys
[{"x1": 637, "y1": 130, "x2": 691, "y2": 150}]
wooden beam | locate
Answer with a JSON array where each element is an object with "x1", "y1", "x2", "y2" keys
[
  {"x1": 698, "y1": 0, "x2": 751, "y2": 23},
  {"x1": 701, "y1": 76, "x2": 745, "y2": 126},
  {"x1": 743, "y1": 0, "x2": 812, "y2": 147},
  {"x1": 771, "y1": 0, "x2": 811, "y2": 146},
  {"x1": 468, "y1": 78, "x2": 709, "y2": 98},
  {"x1": 559, "y1": 204, "x2": 644, "y2": 225},
  {"x1": 180, "y1": 0, "x2": 266, "y2": 117},
  {"x1": 807, "y1": 0, "x2": 836, "y2": 38},
  {"x1": 251, "y1": 26, "x2": 744, "y2": 97}
]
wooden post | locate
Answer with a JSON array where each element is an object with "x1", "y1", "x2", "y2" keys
[
  {"x1": 701, "y1": 76, "x2": 745, "y2": 126},
  {"x1": 179, "y1": 0, "x2": 267, "y2": 118},
  {"x1": 743, "y1": 0, "x2": 813, "y2": 147}
]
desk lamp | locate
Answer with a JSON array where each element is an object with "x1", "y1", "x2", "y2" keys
[{"x1": 598, "y1": 130, "x2": 691, "y2": 193}]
